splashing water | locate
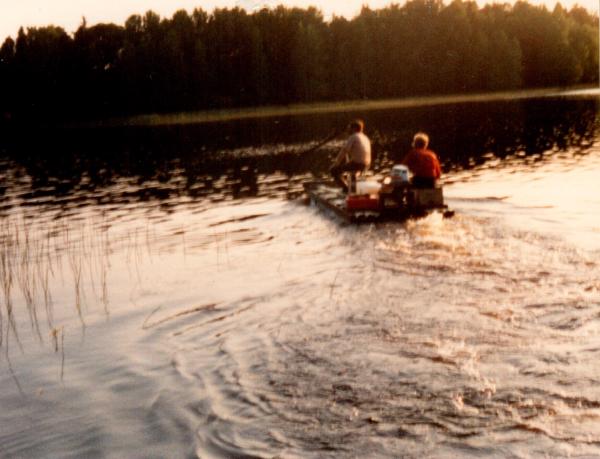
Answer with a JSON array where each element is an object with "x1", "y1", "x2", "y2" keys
[{"x1": 1, "y1": 96, "x2": 600, "y2": 458}]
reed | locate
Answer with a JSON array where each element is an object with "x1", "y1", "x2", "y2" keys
[
  {"x1": 37, "y1": 240, "x2": 54, "y2": 330},
  {"x1": 67, "y1": 227, "x2": 86, "y2": 329},
  {"x1": 50, "y1": 326, "x2": 65, "y2": 381},
  {"x1": 0, "y1": 215, "x2": 115, "y2": 350},
  {"x1": 0, "y1": 231, "x2": 22, "y2": 353},
  {"x1": 99, "y1": 242, "x2": 110, "y2": 316},
  {"x1": 0, "y1": 209, "x2": 175, "y2": 369},
  {"x1": 133, "y1": 227, "x2": 143, "y2": 284},
  {"x1": 329, "y1": 270, "x2": 340, "y2": 299},
  {"x1": 17, "y1": 222, "x2": 43, "y2": 342}
]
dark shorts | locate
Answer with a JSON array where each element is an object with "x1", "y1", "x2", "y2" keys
[
  {"x1": 330, "y1": 161, "x2": 367, "y2": 174},
  {"x1": 330, "y1": 162, "x2": 368, "y2": 190}
]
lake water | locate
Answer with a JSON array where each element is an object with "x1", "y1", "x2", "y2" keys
[{"x1": 1, "y1": 91, "x2": 600, "y2": 458}]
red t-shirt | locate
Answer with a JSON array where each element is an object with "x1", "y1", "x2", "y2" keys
[{"x1": 401, "y1": 148, "x2": 441, "y2": 179}]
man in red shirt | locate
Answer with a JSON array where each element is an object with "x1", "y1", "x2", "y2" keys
[{"x1": 401, "y1": 132, "x2": 441, "y2": 188}]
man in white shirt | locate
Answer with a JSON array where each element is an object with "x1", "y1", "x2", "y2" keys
[{"x1": 330, "y1": 119, "x2": 372, "y2": 192}]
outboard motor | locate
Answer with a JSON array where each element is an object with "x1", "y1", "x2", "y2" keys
[
  {"x1": 391, "y1": 165, "x2": 410, "y2": 183},
  {"x1": 380, "y1": 164, "x2": 412, "y2": 208}
]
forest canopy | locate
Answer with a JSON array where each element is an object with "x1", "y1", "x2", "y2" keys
[{"x1": 0, "y1": 0, "x2": 598, "y2": 122}]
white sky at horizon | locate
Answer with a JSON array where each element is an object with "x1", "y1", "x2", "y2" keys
[{"x1": 1, "y1": 0, "x2": 598, "y2": 41}]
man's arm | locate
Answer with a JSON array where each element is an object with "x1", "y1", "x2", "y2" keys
[{"x1": 333, "y1": 138, "x2": 351, "y2": 166}]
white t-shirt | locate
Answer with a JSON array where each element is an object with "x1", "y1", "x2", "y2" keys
[{"x1": 340, "y1": 132, "x2": 371, "y2": 167}]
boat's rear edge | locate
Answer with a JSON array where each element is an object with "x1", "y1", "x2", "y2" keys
[
  {"x1": 303, "y1": 180, "x2": 453, "y2": 223},
  {"x1": 303, "y1": 181, "x2": 353, "y2": 222}
]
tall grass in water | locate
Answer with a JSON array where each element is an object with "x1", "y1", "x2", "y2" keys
[
  {"x1": 0, "y1": 216, "x2": 113, "y2": 356},
  {"x1": 0, "y1": 209, "x2": 181, "y2": 388},
  {"x1": 0, "y1": 222, "x2": 22, "y2": 353}
]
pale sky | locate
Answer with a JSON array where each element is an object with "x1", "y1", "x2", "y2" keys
[{"x1": 1, "y1": 0, "x2": 598, "y2": 41}]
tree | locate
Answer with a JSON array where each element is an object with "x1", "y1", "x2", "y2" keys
[
  {"x1": 0, "y1": 37, "x2": 16, "y2": 115},
  {"x1": 0, "y1": 1, "x2": 597, "y2": 123}
]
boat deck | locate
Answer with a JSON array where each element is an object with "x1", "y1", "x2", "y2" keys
[{"x1": 303, "y1": 180, "x2": 453, "y2": 223}]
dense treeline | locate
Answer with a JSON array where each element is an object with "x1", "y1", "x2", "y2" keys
[{"x1": 0, "y1": 0, "x2": 597, "y2": 122}]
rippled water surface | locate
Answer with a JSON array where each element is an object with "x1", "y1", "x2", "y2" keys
[{"x1": 1, "y1": 92, "x2": 599, "y2": 458}]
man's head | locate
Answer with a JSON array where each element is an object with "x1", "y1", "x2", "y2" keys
[
  {"x1": 348, "y1": 119, "x2": 364, "y2": 133},
  {"x1": 412, "y1": 132, "x2": 429, "y2": 149}
]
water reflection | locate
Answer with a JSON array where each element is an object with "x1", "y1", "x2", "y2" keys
[
  {"x1": 0, "y1": 96, "x2": 597, "y2": 214},
  {"x1": 0, "y1": 95, "x2": 597, "y2": 352},
  {"x1": 1, "y1": 95, "x2": 600, "y2": 458}
]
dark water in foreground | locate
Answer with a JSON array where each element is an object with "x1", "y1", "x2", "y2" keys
[{"x1": 1, "y1": 92, "x2": 600, "y2": 458}]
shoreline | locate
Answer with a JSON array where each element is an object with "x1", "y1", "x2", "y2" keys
[{"x1": 88, "y1": 85, "x2": 600, "y2": 128}]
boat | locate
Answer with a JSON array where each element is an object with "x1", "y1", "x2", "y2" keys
[{"x1": 304, "y1": 165, "x2": 454, "y2": 223}]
